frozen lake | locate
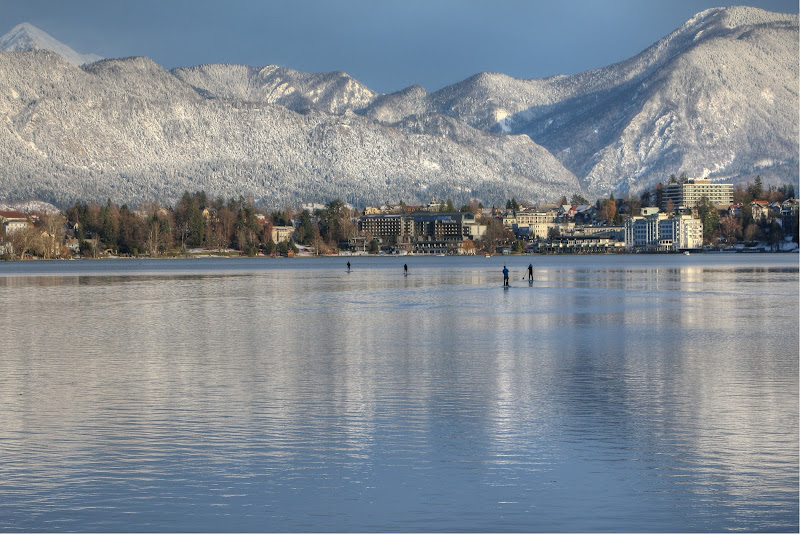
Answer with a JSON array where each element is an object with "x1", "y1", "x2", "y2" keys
[{"x1": 0, "y1": 254, "x2": 797, "y2": 531}]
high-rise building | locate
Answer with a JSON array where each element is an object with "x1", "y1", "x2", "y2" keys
[{"x1": 661, "y1": 179, "x2": 733, "y2": 210}]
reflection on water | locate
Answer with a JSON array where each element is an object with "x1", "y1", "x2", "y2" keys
[{"x1": 0, "y1": 255, "x2": 797, "y2": 532}]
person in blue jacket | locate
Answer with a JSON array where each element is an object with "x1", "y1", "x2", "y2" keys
[{"x1": 503, "y1": 265, "x2": 509, "y2": 286}]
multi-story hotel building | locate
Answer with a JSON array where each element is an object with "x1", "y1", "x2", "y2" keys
[
  {"x1": 358, "y1": 212, "x2": 483, "y2": 254},
  {"x1": 661, "y1": 179, "x2": 733, "y2": 210},
  {"x1": 513, "y1": 208, "x2": 559, "y2": 239}
]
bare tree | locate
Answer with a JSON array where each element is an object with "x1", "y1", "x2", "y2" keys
[
  {"x1": 145, "y1": 213, "x2": 171, "y2": 257},
  {"x1": 10, "y1": 226, "x2": 43, "y2": 260},
  {"x1": 479, "y1": 218, "x2": 512, "y2": 253},
  {"x1": 217, "y1": 207, "x2": 237, "y2": 248},
  {"x1": 39, "y1": 214, "x2": 66, "y2": 259},
  {"x1": 719, "y1": 216, "x2": 742, "y2": 244},
  {"x1": 598, "y1": 198, "x2": 617, "y2": 223},
  {"x1": 743, "y1": 223, "x2": 765, "y2": 244},
  {"x1": 462, "y1": 238, "x2": 477, "y2": 255}
]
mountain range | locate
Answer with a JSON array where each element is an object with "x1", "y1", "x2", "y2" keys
[{"x1": 0, "y1": 7, "x2": 797, "y2": 210}]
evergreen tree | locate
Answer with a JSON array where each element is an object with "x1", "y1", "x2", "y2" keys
[
  {"x1": 99, "y1": 200, "x2": 119, "y2": 252},
  {"x1": 767, "y1": 219, "x2": 784, "y2": 251},
  {"x1": 570, "y1": 193, "x2": 588, "y2": 205},
  {"x1": 118, "y1": 204, "x2": 145, "y2": 255},
  {"x1": 234, "y1": 201, "x2": 260, "y2": 254},
  {"x1": 697, "y1": 196, "x2": 720, "y2": 242},
  {"x1": 318, "y1": 199, "x2": 352, "y2": 247},
  {"x1": 271, "y1": 210, "x2": 290, "y2": 227},
  {"x1": 262, "y1": 237, "x2": 276, "y2": 256},
  {"x1": 741, "y1": 202, "x2": 754, "y2": 229},
  {"x1": 174, "y1": 191, "x2": 205, "y2": 248},
  {"x1": 747, "y1": 176, "x2": 764, "y2": 200},
  {"x1": 295, "y1": 209, "x2": 315, "y2": 245}
]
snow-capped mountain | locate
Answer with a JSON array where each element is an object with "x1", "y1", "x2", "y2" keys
[
  {"x1": 417, "y1": 7, "x2": 799, "y2": 196},
  {"x1": 0, "y1": 50, "x2": 579, "y2": 209},
  {"x1": 172, "y1": 64, "x2": 377, "y2": 116},
  {"x1": 0, "y1": 22, "x2": 102, "y2": 66},
  {"x1": 169, "y1": 7, "x2": 799, "y2": 198},
  {"x1": 0, "y1": 8, "x2": 796, "y2": 209}
]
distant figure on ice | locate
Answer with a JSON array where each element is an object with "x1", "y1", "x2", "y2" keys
[
  {"x1": 404, "y1": 263, "x2": 408, "y2": 276},
  {"x1": 347, "y1": 261, "x2": 351, "y2": 272},
  {"x1": 503, "y1": 265, "x2": 509, "y2": 287},
  {"x1": 527, "y1": 263, "x2": 533, "y2": 282}
]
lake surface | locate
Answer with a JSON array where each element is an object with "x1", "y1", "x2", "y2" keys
[{"x1": 0, "y1": 254, "x2": 797, "y2": 532}]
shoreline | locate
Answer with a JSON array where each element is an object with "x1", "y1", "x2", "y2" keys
[{"x1": 2, "y1": 246, "x2": 798, "y2": 262}]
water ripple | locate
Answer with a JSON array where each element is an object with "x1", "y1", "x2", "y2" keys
[{"x1": 0, "y1": 256, "x2": 797, "y2": 531}]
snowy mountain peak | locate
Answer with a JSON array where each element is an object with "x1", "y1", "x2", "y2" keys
[
  {"x1": 0, "y1": 7, "x2": 794, "y2": 208},
  {"x1": 0, "y1": 22, "x2": 102, "y2": 65}
]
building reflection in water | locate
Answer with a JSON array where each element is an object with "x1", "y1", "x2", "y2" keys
[{"x1": 0, "y1": 257, "x2": 796, "y2": 531}]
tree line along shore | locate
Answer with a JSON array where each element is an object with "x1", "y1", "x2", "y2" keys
[{"x1": 1, "y1": 177, "x2": 797, "y2": 260}]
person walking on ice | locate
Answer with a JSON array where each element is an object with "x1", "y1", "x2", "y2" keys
[
  {"x1": 527, "y1": 263, "x2": 533, "y2": 282},
  {"x1": 503, "y1": 265, "x2": 509, "y2": 287}
]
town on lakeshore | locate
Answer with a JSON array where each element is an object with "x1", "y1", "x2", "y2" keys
[{"x1": 1, "y1": 176, "x2": 797, "y2": 260}]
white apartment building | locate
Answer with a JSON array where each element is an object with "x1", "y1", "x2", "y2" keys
[
  {"x1": 625, "y1": 213, "x2": 703, "y2": 251},
  {"x1": 673, "y1": 215, "x2": 703, "y2": 250},
  {"x1": 513, "y1": 208, "x2": 559, "y2": 239}
]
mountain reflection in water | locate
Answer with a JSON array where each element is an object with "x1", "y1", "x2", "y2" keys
[{"x1": 0, "y1": 255, "x2": 797, "y2": 532}]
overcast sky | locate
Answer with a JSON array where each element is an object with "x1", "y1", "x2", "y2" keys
[{"x1": 1, "y1": 0, "x2": 797, "y2": 94}]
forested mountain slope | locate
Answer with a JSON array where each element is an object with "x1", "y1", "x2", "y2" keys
[
  {"x1": 0, "y1": 6, "x2": 796, "y2": 208},
  {"x1": 0, "y1": 51, "x2": 578, "y2": 208}
]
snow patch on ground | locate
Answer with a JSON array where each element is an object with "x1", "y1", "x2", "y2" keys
[
  {"x1": 0, "y1": 200, "x2": 60, "y2": 213},
  {"x1": 497, "y1": 117, "x2": 512, "y2": 133},
  {"x1": 755, "y1": 158, "x2": 777, "y2": 168}
]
